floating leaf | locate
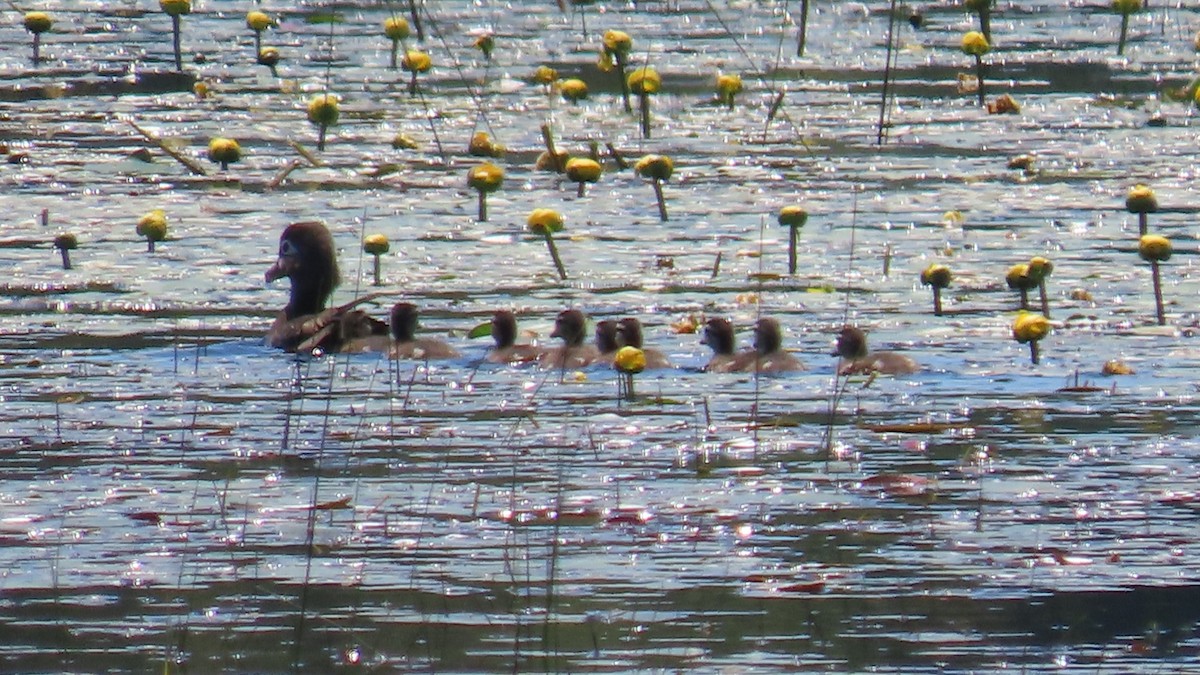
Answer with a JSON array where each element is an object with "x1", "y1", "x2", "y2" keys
[
  {"x1": 304, "y1": 11, "x2": 345, "y2": 24},
  {"x1": 467, "y1": 321, "x2": 493, "y2": 339}
]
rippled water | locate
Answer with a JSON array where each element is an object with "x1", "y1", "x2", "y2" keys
[{"x1": 3, "y1": 0, "x2": 1200, "y2": 671}]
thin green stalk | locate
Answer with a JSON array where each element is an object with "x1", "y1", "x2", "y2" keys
[{"x1": 543, "y1": 232, "x2": 567, "y2": 280}]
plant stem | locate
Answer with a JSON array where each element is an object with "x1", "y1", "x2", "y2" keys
[
  {"x1": 1018, "y1": 287, "x2": 1028, "y2": 311},
  {"x1": 1151, "y1": 260, "x2": 1165, "y2": 325},
  {"x1": 408, "y1": 73, "x2": 420, "y2": 96},
  {"x1": 171, "y1": 15, "x2": 183, "y2": 72},
  {"x1": 408, "y1": 0, "x2": 424, "y2": 41},
  {"x1": 477, "y1": 190, "x2": 488, "y2": 222},
  {"x1": 788, "y1": 225, "x2": 799, "y2": 275},
  {"x1": 317, "y1": 124, "x2": 327, "y2": 151},
  {"x1": 1038, "y1": 281, "x2": 1050, "y2": 318},
  {"x1": 254, "y1": 32, "x2": 261, "y2": 60},
  {"x1": 32, "y1": 34, "x2": 42, "y2": 66},
  {"x1": 147, "y1": 240, "x2": 155, "y2": 253},
  {"x1": 1138, "y1": 212, "x2": 1148, "y2": 236},
  {"x1": 372, "y1": 255, "x2": 382, "y2": 286},
  {"x1": 59, "y1": 249, "x2": 71, "y2": 270},
  {"x1": 1029, "y1": 341, "x2": 1039, "y2": 365},
  {"x1": 576, "y1": 181, "x2": 586, "y2": 198},
  {"x1": 615, "y1": 53, "x2": 631, "y2": 113},
  {"x1": 390, "y1": 40, "x2": 399, "y2": 70},
  {"x1": 1118, "y1": 13, "x2": 1129, "y2": 55},
  {"x1": 544, "y1": 233, "x2": 567, "y2": 280},
  {"x1": 652, "y1": 179, "x2": 668, "y2": 221},
  {"x1": 975, "y1": 54, "x2": 986, "y2": 107},
  {"x1": 977, "y1": 4, "x2": 992, "y2": 44},
  {"x1": 932, "y1": 287, "x2": 943, "y2": 316},
  {"x1": 624, "y1": 372, "x2": 635, "y2": 401},
  {"x1": 796, "y1": 0, "x2": 809, "y2": 56},
  {"x1": 540, "y1": 124, "x2": 564, "y2": 173},
  {"x1": 638, "y1": 92, "x2": 651, "y2": 139}
]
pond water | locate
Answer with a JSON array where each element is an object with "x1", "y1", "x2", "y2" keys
[{"x1": 3, "y1": 0, "x2": 1200, "y2": 671}]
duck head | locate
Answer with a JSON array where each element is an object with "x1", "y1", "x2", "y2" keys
[
  {"x1": 702, "y1": 317, "x2": 735, "y2": 356},
  {"x1": 390, "y1": 302, "x2": 420, "y2": 342},
  {"x1": 753, "y1": 318, "x2": 785, "y2": 355},
  {"x1": 616, "y1": 317, "x2": 645, "y2": 349},
  {"x1": 834, "y1": 325, "x2": 869, "y2": 359},
  {"x1": 266, "y1": 221, "x2": 339, "y2": 319},
  {"x1": 491, "y1": 310, "x2": 518, "y2": 349},
  {"x1": 551, "y1": 309, "x2": 588, "y2": 347},
  {"x1": 595, "y1": 319, "x2": 620, "y2": 353}
]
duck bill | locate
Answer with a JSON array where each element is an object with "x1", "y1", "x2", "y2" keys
[{"x1": 265, "y1": 255, "x2": 296, "y2": 283}]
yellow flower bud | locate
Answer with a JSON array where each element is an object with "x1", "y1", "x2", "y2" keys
[
  {"x1": 628, "y1": 67, "x2": 661, "y2": 95},
  {"x1": 534, "y1": 65, "x2": 558, "y2": 85},
  {"x1": 778, "y1": 206, "x2": 808, "y2": 228},
  {"x1": 1138, "y1": 234, "x2": 1171, "y2": 263},
  {"x1": 257, "y1": 47, "x2": 280, "y2": 68},
  {"x1": 603, "y1": 30, "x2": 633, "y2": 55},
  {"x1": 160, "y1": 0, "x2": 191, "y2": 17},
  {"x1": 1027, "y1": 256, "x2": 1053, "y2": 282},
  {"x1": 634, "y1": 154, "x2": 673, "y2": 181},
  {"x1": 402, "y1": 50, "x2": 432, "y2": 73},
  {"x1": 137, "y1": 209, "x2": 168, "y2": 241},
  {"x1": 246, "y1": 11, "x2": 271, "y2": 32},
  {"x1": 207, "y1": 137, "x2": 241, "y2": 166},
  {"x1": 307, "y1": 94, "x2": 340, "y2": 126},
  {"x1": 920, "y1": 263, "x2": 952, "y2": 289},
  {"x1": 468, "y1": 132, "x2": 505, "y2": 158},
  {"x1": 560, "y1": 78, "x2": 588, "y2": 103},
  {"x1": 716, "y1": 73, "x2": 742, "y2": 101},
  {"x1": 363, "y1": 234, "x2": 390, "y2": 256},
  {"x1": 1125, "y1": 184, "x2": 1158, "y2": 214},
  {"x1": 961, "y1": 30, "x2": 989, "y2": 57},
  {"x1": 1006, "y1": 263, "x2": 1036, "y2": 291},
  {"x1": 467, "y1": 162, "x2": 504, "y2": 193},
  {"x1": 565, "y1": 157, "x2": 602, "y2": 184},
  {"x1": 384, "y1": 17, "x2": 411, "y2": 41},
  {"x1": 24, "y1": 11, "x2": 52, "y2": 34},
  {"x1": 1012, "y1": 312, "x2": 1051, "y2": 344},
  {"x1": 1113, "y1": 0, "x2": 1141, "y2": 15},
  {"x1": 614, "y1": 346, "x2": 646, "y2": 374},
  {"x1": 527, "y1": 208, "x2": 564, "y2": 235}
]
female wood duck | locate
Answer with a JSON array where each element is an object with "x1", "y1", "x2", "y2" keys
[
  {"x1": 539, "y1": 309, "x2": 600, "y2": 369},
  {"x1": 486, "y1": 310, "x2": 541, "y2": 364},
  {"x1": 834, "y1": 325, "x2": 919, "y2": 375},
  {"x1": 265, "y1": 221, "x2": 387, "y2": 353}
]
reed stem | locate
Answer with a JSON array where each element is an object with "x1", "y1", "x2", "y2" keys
[{"x1": 1038, "y1": 281, "x2": 1050, "y2": 318}]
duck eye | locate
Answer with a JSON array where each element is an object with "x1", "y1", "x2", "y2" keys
[{"x1": 279, "y1": 240, "x2": 298, "y2": 257}]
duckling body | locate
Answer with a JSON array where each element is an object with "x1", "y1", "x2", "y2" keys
[
  {"x1": 616, "y1": 317, "x2": 671, "y2": 369},
  {"x1": 265, "y1": 221, "x2": 388, "y2": 353},
  {"x1": 387, "y1": 303, "x2": 459, "y2": 360},
  {"x1": 539, "y1": 309, "x2": 600, "y2": 369},
  {"x1": 835, "y1": 326, "x2": 919, "y2": 375},
  {"x1": 747, "y1": 318, "x2": 805, "y2": 373},
  {"x1": 486, "y1": 310, "x2": 541, "y2": 365}
]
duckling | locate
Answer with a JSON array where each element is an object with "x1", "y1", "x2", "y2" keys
[
  {"x1": 701, "y1": 317, "x2": 744, "y2": 373},
  {"x1": 746, "y1": 318, "x2": 806, "y2": 373},
  {"x1": 539, "y1": 309, "x2": 600, "y2": 369},
  {"x1": 388, "y1": 302, "x2": 459, "y2": 360},
  {"x1": 594, "y1": 319, "x2": 621, "y2": 366},
  {"x1": 486, "y1": 310, "x2": 541, "y2": 365},
  {"x1": 616, "y1": 317, "x2": 671, "y2": 369},
  {"x1": 834, "y1": 325, "x2": 920, "y2": 375},
  {"x1": 265, "y1": 221, "x2": 388, "y2": 353}
]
